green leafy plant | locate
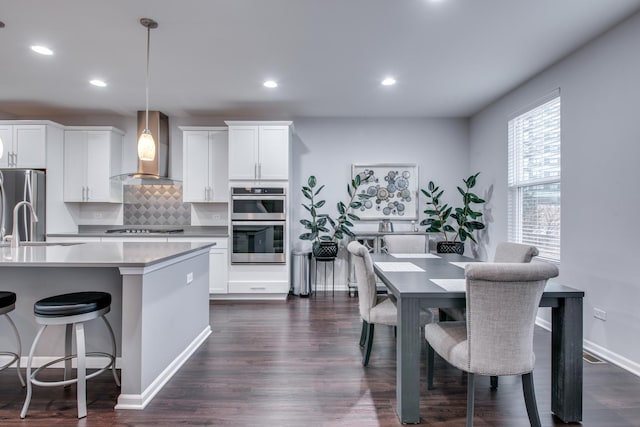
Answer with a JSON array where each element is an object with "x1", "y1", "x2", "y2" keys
[
  {"x1": 299, "y1": 173, "x2": 371, "y2": 246},
  {"x1": 420, "y1": 172, "x2": 486, "y2": 243}
]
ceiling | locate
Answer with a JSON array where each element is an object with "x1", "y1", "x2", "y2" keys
[{"x1": 1, "y1": 0, "x2": 640, "y2": 119}]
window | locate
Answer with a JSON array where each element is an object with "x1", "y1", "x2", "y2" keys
[{"x1": 508, "y1": 91, "x2": 561, "y2": 261}]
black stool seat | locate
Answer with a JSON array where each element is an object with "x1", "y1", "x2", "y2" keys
[
  {"x1": 34, "y1": 292, "x2": 111, "y2": 317},
  {"x1": 0, "y1": 291, "x2": 17, "y2": 309}
]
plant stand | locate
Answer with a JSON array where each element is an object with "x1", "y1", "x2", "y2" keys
[{"x1": 313, "y1": 257, "x2": 335, "y2": 297}]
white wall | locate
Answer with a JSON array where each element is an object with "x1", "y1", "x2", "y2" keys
[
  {"x1": 469, "y1": 11, "x2": 640, "y2": 374},
  {"x1": 290, "y1": 117, "x2": 469, "y2": 285}
]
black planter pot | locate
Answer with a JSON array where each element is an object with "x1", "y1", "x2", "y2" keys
[
  {"x1": 436, "y1": 241, "x2": 465, "y2": 255},
  {"x1": 313, "y1": 242, "x2": 339, "y2": 260}
]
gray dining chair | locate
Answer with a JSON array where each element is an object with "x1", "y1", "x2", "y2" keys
[
  {"x1": 441, "y1": 242, "x2": 539, "y2": 322},
  {"x1": 347, "y1": 241, "x2": 432, "y2": 366},
  {"x1": 425, "y1": 262, "x2": 559, "y2": 427},
  {"x1": 382, "y1": 235, "x2": 428, "y2": 254}
]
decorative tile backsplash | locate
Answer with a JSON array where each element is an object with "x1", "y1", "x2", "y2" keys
[{"x1": 123, "y1": 184, "x2": 191, "y2": 226}]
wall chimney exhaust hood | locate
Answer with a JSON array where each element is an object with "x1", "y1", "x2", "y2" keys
[{"x1": 111, "y1": 111, "x2": 181, "y2": 185}]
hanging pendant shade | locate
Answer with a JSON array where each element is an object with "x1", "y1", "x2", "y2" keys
[
  {"x1": 138, "y1": 17, "x2": 158, "y2": 161},
  {"x1": 137, "y1": 130, "x2": 155, "y2": 161}
]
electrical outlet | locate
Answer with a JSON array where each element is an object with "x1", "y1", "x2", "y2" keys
[
  {"x1": 593, "y1": 308, "x2": 607, "y2": 321},
  {"x1": 186, "y1": 272, "x2": 193, "y2": 284}
]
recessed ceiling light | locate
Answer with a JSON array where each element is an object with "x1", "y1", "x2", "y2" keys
[
  {"x1": 31, "y1": 45, "x2": 53, "y2": 55},
  {"x1": 263, "y1": 80, "x2": 278, "y2": 88},
  {"x1": 90, "y1": 79, "x2": 107, "y2": 87},
  {"x1": 381, "y1": 77, "x2": 396, "y2": 86}
]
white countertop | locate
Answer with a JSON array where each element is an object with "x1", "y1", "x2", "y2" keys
[{"x1": 0, "y1": 241, "x2": 214, "y2": 267}]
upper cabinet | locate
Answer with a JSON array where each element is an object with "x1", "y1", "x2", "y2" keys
[
  {"x1": 0, "y1": 121, "x2": 62, "y2": 169},
  {"x1": 181, "y1": 127, "x2": 229, "y2": 203},
  {"x1": 226, "y1": 121, "x2": 292, "y2": 181},
  {"x1": 63, "y1": 127, "x2": 123, "y2": 203}
]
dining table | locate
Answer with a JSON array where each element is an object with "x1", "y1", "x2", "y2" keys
[{"x1": 371, "y1": 252, "x2": 585, "y2": 424}]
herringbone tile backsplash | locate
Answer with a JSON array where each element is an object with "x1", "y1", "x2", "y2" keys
[{"x1": 123, "y1": 185, "x2": 191, "y2": 226}]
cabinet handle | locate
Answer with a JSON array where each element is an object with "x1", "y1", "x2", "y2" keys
[
  {"x1": 208, "y1": 186, "x2": 212, "y2": 201},
  {"x1": 250, "y1": 287, "x2": 266, "y2": 291},
  {"x1": 86, "y1": 187, "x2": 90, "y2": 201},
  {"x1": 10, "y1": 152, "x2": 15, "y2": 167},
  {"x1": 82, "y1": 186, "x2": 86, "y2": 201},
  {"x1": 258, "y1": 163, "x2": 262, "y2": 179}
]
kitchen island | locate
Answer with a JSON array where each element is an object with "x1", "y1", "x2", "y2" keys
[{"x1": 0, "y1": 241, "x2": 213, "y2": 410}]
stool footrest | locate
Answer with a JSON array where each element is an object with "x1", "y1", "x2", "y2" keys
[
  {"x1": 30, "y1": 352, "x2": 116, "y2": 388},
  {"x1": 0, "y1": 351, "x2": 19, "y2": 371}
]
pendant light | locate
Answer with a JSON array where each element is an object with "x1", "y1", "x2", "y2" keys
[{"x1": 138, "y1": 18, "x2": 158, "y2": 161}]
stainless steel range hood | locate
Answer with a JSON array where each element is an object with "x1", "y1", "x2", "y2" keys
[{"x1": 111, "y1": 111, "x2": 181, "y2": 184}]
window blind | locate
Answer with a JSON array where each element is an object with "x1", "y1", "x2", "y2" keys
[{"x1": 508, "y1": 93, "x2": 561, "y2": 261}]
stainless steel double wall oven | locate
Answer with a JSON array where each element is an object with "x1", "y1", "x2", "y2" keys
[{"x1": 231, "y1": 187, "x2": 286, "y2": 264}]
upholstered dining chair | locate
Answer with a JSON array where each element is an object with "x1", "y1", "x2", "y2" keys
[
  {"x1": 425, "y1": 262, "x2": 559, "y2": 427},
  {"x1": 441, "y1": 242, "x2": 539, "y2": 322},
  {"x1": 382, "y1": 234, "x2": 428, "y2": 254},
  {"x1": 347, "y1": 241, "x2": 432, "y2": 366}
]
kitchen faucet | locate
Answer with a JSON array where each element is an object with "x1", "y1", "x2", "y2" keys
[{"x1": 11, "y1": 201, "x2": 38, "y2": 249}]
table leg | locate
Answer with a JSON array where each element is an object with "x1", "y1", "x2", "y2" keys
[
  {"x1": 396, "y1": 296, "x2": 422, "y2": 424},
  {"x1": 551, "y1": 297, "x2": 583, "y2": 422}
]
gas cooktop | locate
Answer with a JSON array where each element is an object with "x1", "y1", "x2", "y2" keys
[{"x1": 105, "y1": 228, "x2": 185, "y2": 234}]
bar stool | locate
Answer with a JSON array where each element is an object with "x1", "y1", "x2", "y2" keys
[
  {"x1": 0, "y1": 291, "x2": 25, "y2": 387},
  {"x1": 20, "y1": 291, "x2": 120, "y2": 419}
]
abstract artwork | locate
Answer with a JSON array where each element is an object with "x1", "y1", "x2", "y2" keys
[{"x1": 351, "y1": 163, "x2": 418, "y2": 220}]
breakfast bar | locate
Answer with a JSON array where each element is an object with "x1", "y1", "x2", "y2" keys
[{"x1": 0, "y1": 241, "x2": 213, "y2": 410}]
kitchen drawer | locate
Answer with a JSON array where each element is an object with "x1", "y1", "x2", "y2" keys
[{"x1": 228, "y1": 281, "x2": 288, "y2": 294}]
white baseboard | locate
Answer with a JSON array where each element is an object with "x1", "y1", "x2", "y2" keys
[
  {"x1": 536, "y1": 316, "x2": 640, "y2": 378},
  {"x1": 115, "y1": 325, "x2": 211, "y2": 410},
  {"x1": 209, "y1": 294, "x2": 288, "y2": 301}
]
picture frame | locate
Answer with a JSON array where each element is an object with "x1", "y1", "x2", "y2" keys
[{"x1": 351, "y1": 163, "x2": 419, "y2": 220}]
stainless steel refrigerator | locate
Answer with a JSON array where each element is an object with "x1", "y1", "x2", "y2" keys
[{"x1": 0, "y1": 169, "x2": 46, "y2": 242}]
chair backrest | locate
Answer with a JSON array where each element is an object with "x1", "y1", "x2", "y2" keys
[
  {"x1": 464, "y1": 262, "x2": 559, "y2": 376},
  {"x1": 493, "y1": 242, "x2": 539, "y2": 263},
  {"x1": 382, "y1": 235, "x2": 427, "y2": 254},
  {"x1": 347, "y1": 241, "x2": 378, "y2": 322}
]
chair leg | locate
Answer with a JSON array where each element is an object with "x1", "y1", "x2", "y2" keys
[
  {"x1": 490, "y1": 375, "x2": 499, "y2": 389},
  {"x1": 426, "y1": 342, "x2": 435, "y2": 390},
  {"x1": 466, "y1": 372, "x2": 475, "y2": 427},
  {"x1": 75, "y1": 323, "x2": 87, "y2": 419},
  {"x1": 20, "y1": 324, "x2": 47, "y2": 419},
  {"x1": 522, "y1": 372, "x2": 542, "y2": 427},
  {"x1": 362, "y1": 323, "x2": 375, "y2": 366},
  {"x1": 102, "y1": 316, "x2": 120, "y2": 387},
  {"x1": 6, "y1": 314, "x2": 25, "y2": 387},
  {"x1": 64, "y1": 323, "x2": 73, "y2": 386},
  {"x1": 359, "y1": 320, "x2": 368, "y2": 347}
]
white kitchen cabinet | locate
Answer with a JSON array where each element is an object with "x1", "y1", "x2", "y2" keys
[
  {"x1": 63, "y1": 127, "x2": 123, "y2": 203},
  {"x1": 226, "y1": 121, "x2": 291, "y2": 180},
  {"x1": 0, "y1": 121, "x2": 61, "y2": 168},
  {"x1": 181, "y1": 127, "x2": 228, "y2": 203},
  {"x1": 168, "y1": 237, "x2": 228, "y2": 295}
]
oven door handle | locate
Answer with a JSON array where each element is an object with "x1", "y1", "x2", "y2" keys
[
  {"x1": 232, "y1": 220, "x2": 286, "y2": 227},
  {"x1": 231, "y1": 195, "x2": 285, "y2": 201}
]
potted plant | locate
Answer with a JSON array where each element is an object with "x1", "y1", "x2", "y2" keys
[
  {"x1": 420, "y1": 172, "x2": 486, "y2": 255},
  {"x1": 299, "y1": 173, "x2": 371, "y2": 260}
]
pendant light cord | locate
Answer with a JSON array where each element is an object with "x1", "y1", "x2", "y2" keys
[{"x1": 145, "y1": 24, "x2": 151, "y2": 130}]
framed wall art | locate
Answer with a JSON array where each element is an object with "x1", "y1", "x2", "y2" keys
[{"x1": 351, "y1": 163, "x2": 419, "y2": 220}]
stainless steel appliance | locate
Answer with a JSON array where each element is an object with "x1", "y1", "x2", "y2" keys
[
  {"x1": 231, "y1": 187, "x2": 286, "y2": 264},
  {"x1": 0, "y1": 169, "x2": 46, "y2": 242}
]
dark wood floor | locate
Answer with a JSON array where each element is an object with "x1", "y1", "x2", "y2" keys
[{"x1": 1, "y1": 292, "x2": 640, "y2": 426}]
